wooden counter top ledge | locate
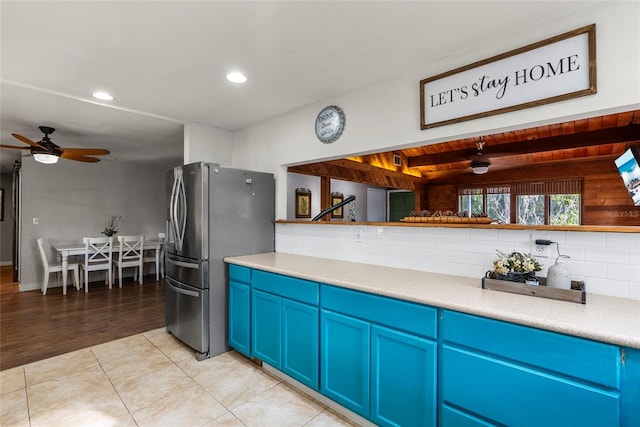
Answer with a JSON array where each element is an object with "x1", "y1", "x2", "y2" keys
[{"x1": 275, "y1": 219, "x2": 640, "y2": 233}]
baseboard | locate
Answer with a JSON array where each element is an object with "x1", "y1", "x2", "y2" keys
[{"x1": 0, "y1": 261, "x2": 12, "y2": 266}]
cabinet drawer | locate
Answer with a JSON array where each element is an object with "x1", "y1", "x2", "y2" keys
[
  {"x1": 321, "y1": 285, "x2": 437, "y2": 339},
  {"x1": 253, "y1": 270, "x2": 319, "y2": 305},
  {"x1": 441, "y1": 346, "x2": 620, "y2": 427},
  {"x1": 228, "y1": 264, "x2": 251, "y2": 284},
  {"x1": 441, "y1": 310, "x2": 620, "y2": 388}
]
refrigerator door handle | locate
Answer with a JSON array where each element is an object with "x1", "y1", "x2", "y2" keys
[
  {"x1": 169, "y1": 168, "x2": 179, "y2": 247},
  {"x1": 167, "y1": 281, "x2": 200, "y2": 298},
  {"x1": 170, "y1": 168, "x2": 187, "y2": 252},
  {"x1": 167, "y1": 257, "x2": 200, "y2": 269},
  {"x1": 177, "y1": 171, "x2": 187, "y2": 250}
]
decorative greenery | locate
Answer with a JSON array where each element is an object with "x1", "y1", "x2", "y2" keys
[
  {"x1": 102, "y1": 214, "x2": 122, "y2": 237},
  {"x1": 493, "y1": 250, "x2": 542, "y2": 276}
]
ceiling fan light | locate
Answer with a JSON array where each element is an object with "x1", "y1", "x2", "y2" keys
[
  {"x1": 471, "y1": 160, "x2": 490, "y2": 175},
  {"x1": 33, "y1": 153, "x2": 59, "y2": 164}
]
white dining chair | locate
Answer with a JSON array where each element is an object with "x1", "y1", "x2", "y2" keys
[
  {"x1": 37, "y1": 237, "x2": 80, "y2": 295},
  {"x1": 142, "y1": 232, "x2": 165, "y2": 281},
  {"x1": 81, "y1": 236, "x2": 113, "y2": 292},
  {"x1": 113, "y1": 235, "x2": 145, "y2": 287}
]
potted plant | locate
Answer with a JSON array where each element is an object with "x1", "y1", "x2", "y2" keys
[
  {"x1": 492, "y1": 250, "x2": 542, "y2": 283},
  {"x1": 102, "y1": 214, "x2": 122, "y2": 237}
]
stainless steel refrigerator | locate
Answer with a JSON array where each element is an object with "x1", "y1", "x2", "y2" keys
[{"x1": 165, "y1": 162, "x2": 274, "y2": 360}]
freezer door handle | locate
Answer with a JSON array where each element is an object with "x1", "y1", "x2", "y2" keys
[
  {"x1": 170, "y1": 167, "x2": 187, "y2": 252},
  {"x1": 167, "y1": 281, "x2": 200, "y2": 298},
  {"x1": 167, "y1": 257, "x2": 200, "y2": 269}
]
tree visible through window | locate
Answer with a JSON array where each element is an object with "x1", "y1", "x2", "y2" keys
[
  {"x1": 550, "y1": 194, "x2": 580, "y2": 225},
  {"x1": 458, "y1": 180, "x2": 581, "y2": 225},
  {"x1": 517, "y1": 195, "x2": 545, "y2": 224}
]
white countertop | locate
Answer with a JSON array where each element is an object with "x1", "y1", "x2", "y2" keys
[{"x1": 225, "y1": 252, "x2": 640, "y2": 349}]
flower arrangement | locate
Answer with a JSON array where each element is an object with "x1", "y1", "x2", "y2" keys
[
  {"x1": 102, "y1": 214, "x2": 123, "y2": 237},
  {"x1": 493, "y1": 250, "x2": 542, "y2": 276}
]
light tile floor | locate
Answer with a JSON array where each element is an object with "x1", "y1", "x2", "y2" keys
[{"x1": 0, "y1": 328, "x2": 357, "y2": 427}]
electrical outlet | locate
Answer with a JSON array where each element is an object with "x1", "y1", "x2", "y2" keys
[
  {"x1": 354, "y1": 228, "x2": 362, "y2": 243},
  {"x1": 534, "y1": 243, "x2": 550, "y2": 258},
  {"x1": 33, "y1": 217, "x2": 39, "y2": 225},
  {"x1": 531, "y1": 234, "x2": 551, "y2": 258}
]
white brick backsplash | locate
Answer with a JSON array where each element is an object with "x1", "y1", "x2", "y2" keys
[
  {"x1": 607, "y1": 264, "x2": 640, "y2": 282},
  {"x1": 585, "y1": 247, "x2": 629, "y2": 265},
  {"x1": 566, "y1": 232, "x2": 606, "y2": 247},
  {"x1": 606, "y1": 232, "x2": 640, "y2": 249},
  {"x1": 276, "y1": 224, "x2": 640, "y2": 300}
]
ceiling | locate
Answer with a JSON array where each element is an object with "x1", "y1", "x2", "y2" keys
[{"x1": 0, "y1": 1, "x2": 604, "y2": 173}]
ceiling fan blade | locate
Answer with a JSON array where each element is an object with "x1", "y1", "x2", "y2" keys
[
  {"x1": 60, "y1": 148, "x2": 110, "y2": 156},
  {"x1": 0, "y1": 144, "x2": 31, "y2": 150},
  {"x1": 11, "y1": 133, "x2": 44, "y2": 148},
  {"x1": 60, "y1": 152, "x2": 101, "y2": 163}
]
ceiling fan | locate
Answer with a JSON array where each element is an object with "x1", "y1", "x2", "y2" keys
[
  {"x1": 1, "y1": 126, "x2": 110, "y2": 164},
  {"x1": 470, "y1": 140, "x2": 491, "y2": 174}
]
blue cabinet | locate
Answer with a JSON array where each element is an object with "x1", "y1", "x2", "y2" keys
[
  {"x1": 228, "y1": 264, "x2": 638, "y2": 427},
  {"x1": 321, "y1": 285, "x2": 437, "y2": 426},
  {"x1": 440, "y1": 310, "x2": 622, "y2": 427},
  {"x1": 283, "y1": 298, "x2": 319, "y2": 389},
  {"x1": 252, "y1": 289, "x2": 282, "y2": 367},
  {"x1": 371, "y1": 324, "x2": 436, "y2": 427},
  {"x1": 228, "y1": 265, "x2": 251, "y2": 356},
  {"x1": 251, "y1": 270, "x2": 320, "y2": 390},
  {"x1": 321, "y1": 310, "x2": 370, "y2": 417}
]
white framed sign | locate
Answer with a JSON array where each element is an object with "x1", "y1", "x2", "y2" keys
[{"x1": 420, "y1": 24, "x2": 596, "y2": 129}]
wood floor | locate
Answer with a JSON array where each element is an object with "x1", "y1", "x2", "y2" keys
[{"x1": 0, "y1": 265, "x2": 166, "y2": 371}]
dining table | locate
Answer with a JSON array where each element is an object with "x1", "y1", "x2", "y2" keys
[{"x1": 54, "y1": 239, "x2": 164, "y2": 293}]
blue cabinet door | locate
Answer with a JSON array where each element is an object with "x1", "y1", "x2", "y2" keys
[
  {"x1": 321, "y1": 309, "x2": 370, "y2": 418},
  {"x1": 371, "y1": 325, "x2": 437, "y2": 427},
  {"x1": 283, "y1": 299, "x2": 319, "y2": 390},
  {"x1": 228, "y1": 280, "x2": 251, "y2": 356},
  {"x1": 252, "y1": 289, "x2": 282, "y2": 368},
  {"x1": 441, "y1": 345, "x2": 620, "y2": 427}
]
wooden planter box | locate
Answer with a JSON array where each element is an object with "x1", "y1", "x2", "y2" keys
[{"x1": 482, "y1": 276, "x2": 586, "y2": 304}]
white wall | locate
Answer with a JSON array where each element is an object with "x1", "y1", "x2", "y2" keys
[
  {"x1": 276, "y1": 223, "x2": 640, "y2": 301},
  {"x1": 230, "y1": 2, "x2": 640, "y2": 219},
  {"x1": 286, "y1": 172, "x2": 385, "y2": 221},
  {"x1": 184, "y1": 122, "x2": 233, "y2": 166},
  {"x1": 19, "y1": 157, "x2": 175, "y2": 291}
]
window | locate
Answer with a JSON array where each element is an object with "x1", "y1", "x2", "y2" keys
[
  {"x1": 517, "y1": 195, "x2": 545, "y2": 224},
  {"x1": 458, "y1": 180, "x2": 582, "y2": 225}
]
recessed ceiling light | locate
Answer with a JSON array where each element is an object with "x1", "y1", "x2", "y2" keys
[
  {"x1": 92, "y1": 91, "x2": 114, "y2": 101},
  {"x1": 226, "y1": 72, "x2": 247, "y2": 83}
]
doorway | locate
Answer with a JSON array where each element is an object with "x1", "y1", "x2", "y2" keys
[
  {"x1": 389, "y1": 191, "x2": 415, "y2": 222},
  {"x1": 367, "y1": 188, "x2": 387, "y2": 222}
]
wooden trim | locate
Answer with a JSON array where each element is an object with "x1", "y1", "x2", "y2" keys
[{"x1": 274, "y1": 219, "x2": 640, "y2": 233}]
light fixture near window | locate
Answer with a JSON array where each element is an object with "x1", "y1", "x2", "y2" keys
[{"x1": 471, "y1": 159, "x2": 490, "y2": 174}]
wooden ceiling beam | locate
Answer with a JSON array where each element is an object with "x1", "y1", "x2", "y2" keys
[
  {"x1": 407, "y1": 125, "x2": 640, "y2": 168},
  {"x1": 288, "y1": 159, "x2": 426, "y2": 191}
]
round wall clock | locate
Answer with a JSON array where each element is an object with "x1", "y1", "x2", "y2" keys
[{"x1": 315, "y1": 105, "x2": 345, "y2": 143}]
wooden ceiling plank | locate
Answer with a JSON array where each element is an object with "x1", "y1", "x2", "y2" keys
[{"x1": 408, "y1": 125, "x2": 640, "y2": 167}]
